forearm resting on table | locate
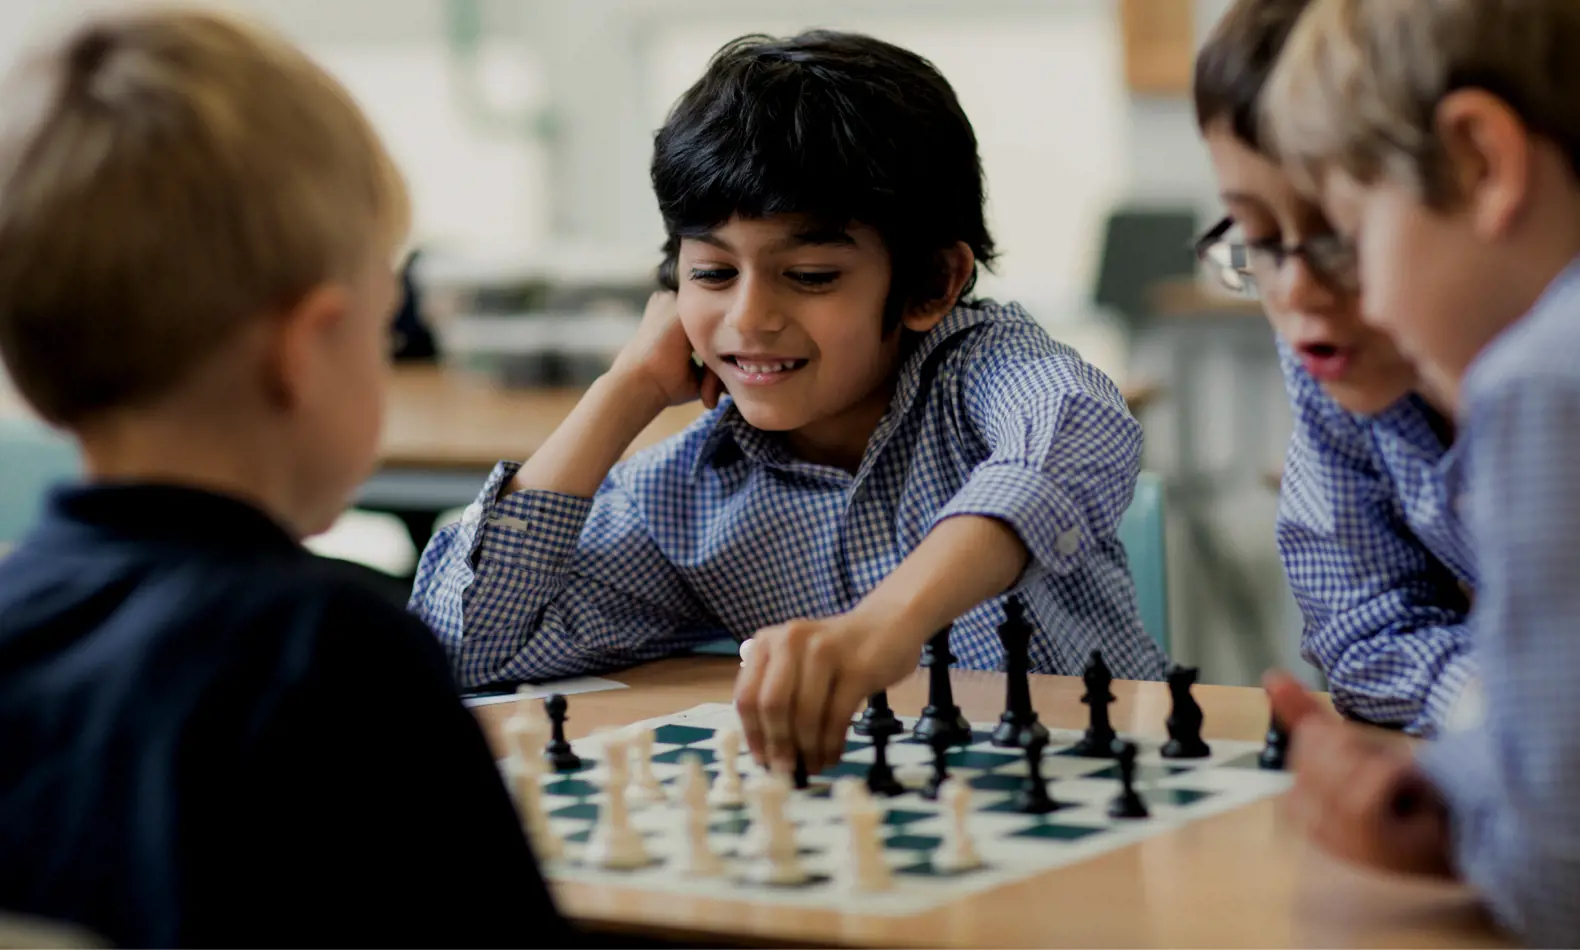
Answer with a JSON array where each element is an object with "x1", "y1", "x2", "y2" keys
[
  {"x1": 504, "y1": 372, "x2": 666, "y2": 498},
  {"x1": 855, "y1": 514, "x2": 1029, "y2": 643}
]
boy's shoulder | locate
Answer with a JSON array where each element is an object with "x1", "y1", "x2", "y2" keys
[{"x1": 929, "y1": 299, "x2": 1132, "y2": 410}]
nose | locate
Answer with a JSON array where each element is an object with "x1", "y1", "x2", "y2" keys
[{"x1": 723, "y1": 272, "x2": 785, "y2": 335}]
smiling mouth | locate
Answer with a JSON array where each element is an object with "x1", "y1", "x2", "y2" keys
[{"x1": 722, "y1": 356, "x2": 809, "y2": 375}]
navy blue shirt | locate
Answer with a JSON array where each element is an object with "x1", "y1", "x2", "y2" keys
[{"x1": 0, "y1": 485, "x2": 568, "y2": 948}]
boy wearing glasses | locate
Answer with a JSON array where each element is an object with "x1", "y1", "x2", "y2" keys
[{"x1": 1192, "y1": 0, "x2": 1476, "y2": 736}]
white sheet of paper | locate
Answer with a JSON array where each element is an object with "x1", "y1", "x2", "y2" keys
[{"x1": 463, "y1": 676, "x2": 627, "y2": 708}]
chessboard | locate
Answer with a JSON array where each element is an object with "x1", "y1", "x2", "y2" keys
[{"x1": 504, "y1": 701, "x2": 1293, "y2": 917}]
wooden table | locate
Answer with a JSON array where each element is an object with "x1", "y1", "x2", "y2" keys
[{"x1": 476, "y1": 657, "x2": 1507, "y2": 949}]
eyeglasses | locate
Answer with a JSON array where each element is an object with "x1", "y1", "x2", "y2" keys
[{"x1": 1192, "y1": 216, "x2": 1360, "y2": 297}]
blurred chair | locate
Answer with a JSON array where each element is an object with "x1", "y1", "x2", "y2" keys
[
  {"x1": 1091, "y1": 207, "x2": 1199, "y2": 334},
  {"x1": 0, "y1": 418, "x2": 79, "y2": 544},
  {"x1": 692, "y1": 471, "x2": 1173, "y2": 660},
  {"x1": 1118, "y1": 471, "x2": 1171, "y2": 653}
]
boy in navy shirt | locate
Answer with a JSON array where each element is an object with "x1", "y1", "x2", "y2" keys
[
  {"x1": 411, "y1": 31, "x2": 1163, "y2": 776},
  {"x1": 0, "y1": 9, "x2": 567, "y2": 947},
  {"x1": 1261, "y1": 0, "x2": 1580, "y2": 941}
]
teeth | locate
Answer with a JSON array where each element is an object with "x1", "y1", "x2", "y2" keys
[{"x1": 736, "y1": 360, "x2": 796, "y2": 374}]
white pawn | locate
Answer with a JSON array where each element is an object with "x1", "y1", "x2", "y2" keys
[
  {"x1": 708, "y1": 728, "x2": 745, "y2": 807},
  {"x1": 626, "y1": 727, "x2": 667, "y2": 806},
  {"x1": 930, "y1": 778, "x2": 982, "y2": 873},
  {"x1": 584, "y1": 731, "x2": 650, "y2": 870},
  {"x1": 507, "y1": 755, "x2": 563, "y2": 861},
  {"x1": 744, "y1": 773, "x2": 806, "y2": 885},
  {"x1": 501, "y1": 713, "x2": 533, "y2": 773},
  {"x1": 842, "y1": 800, "x2": 892, "y2": 892},
  {"x1": 676, "y1": 754, "x2": 724, "y2": 877}
]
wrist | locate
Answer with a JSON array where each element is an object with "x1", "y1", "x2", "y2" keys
[
  {"x1": 595, "y1": 366, "x2": 670, "y2": 419},
  {"x1": 849, "y1": 589, "x2": 938, "y2": 655}
]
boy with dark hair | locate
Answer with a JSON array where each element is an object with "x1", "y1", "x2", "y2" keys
[
  {"x1": 1260, "y1": 0, "x2": 1580, "y2": 942},
  {"x1": 1192, "y1": 0, "x2": 1477, "y2": 736},
  {"x1": 412, "y1": 30, "x2": 1163, "y2": 775},
  {"x1": 0, "y1": 8, "x2": 567, "y2": 946}
]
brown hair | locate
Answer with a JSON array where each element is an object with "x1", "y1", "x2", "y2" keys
[
  {"x1": 1191, "y1": 0, "x2": 1312, "y2": 154},
  {"x1": 0, "y1": 6, "x2": 410, "y2": 426},
  {"x1": 1261, "y1": 0, "x2": 1580, "y2": 205}
]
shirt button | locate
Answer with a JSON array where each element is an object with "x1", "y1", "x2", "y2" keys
[{"x1": 1056, "y1": 527, "x2": 1082, "y2": 556}]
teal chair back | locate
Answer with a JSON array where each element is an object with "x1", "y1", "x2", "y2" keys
[
  {"x1": 1117, "y1": 471, "x2": 1170, "y2": 654},
  {"x1": 0, "y1": 418, "x2": 80, "y2": 544}
]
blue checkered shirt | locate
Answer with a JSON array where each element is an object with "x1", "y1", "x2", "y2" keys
[
  {"x1": 1416, "y1": 258, "x2": 1580, "y2": 946},
  {"x1": 1275, "y1": 341, "x2": 1477, "y2": 736},
  {"x1": 409, "y1": 301, "x2": 1166, "y2": 688}
]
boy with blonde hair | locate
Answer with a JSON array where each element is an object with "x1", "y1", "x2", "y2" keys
[
  {"x1": 1257, "y1": 0, "x2": 1580, "y2": 942},
  {"x1": 0, "y1": 8, "x2": 566, "y2": 946}
]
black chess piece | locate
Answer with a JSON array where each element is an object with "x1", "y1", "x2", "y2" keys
[
  {"x1": 921, "y1": 731, "x2": 952, "y2": 800},
  {"x1": 1160, "y1": 665, "x2": 1211, "y2": 759},
  {"x1": 1015, "y1": 731, "x2": 1060, "y2": 814},
  {"x1": 1107, "y1": 739, "x2": 1149, "y2": 819},
  {"x1": 792, "y1": 755, "x2": 810, "y2": 790},
  {"x1": 543, "y1": 693, "x2": 583, "y2": 772},
  {"x1": 1068, "y1": 649, "x2": 1119, "y2": 758},
  {"x1": 1258, "y1": 713, "x2": 1288, "y2": 771},
  {"x1": 991, "y1": 597, "x2": 1049, "y2": 750},
  {"x1": 855, "y1": 690, "x2": 902, "y2": 739},
  {"x1": 865, "y1": 728, "x2": 905, "y2": 797},
  {"x1": 913, "y1": 626, "x2": 972, "y2": 748}
]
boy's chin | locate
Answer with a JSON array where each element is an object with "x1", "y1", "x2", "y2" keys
[{"x1": 728, "y1": 397, "x2": 807, "y2": 432}]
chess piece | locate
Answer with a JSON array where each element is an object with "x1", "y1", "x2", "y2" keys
[
  {"x1": 913, "y1": 626, "x2": 971, "y2": 748},
  {"x1": 832, "y1": 777, "x2": 871, "y2": 808},
  {"x1": 1259, "y1": 714, "x2": 1288, "y2": 771},
  {"x1": 1107, "y1": 739, "x2": 1149, "y2": 819},
  {"x1": 865, "y1": 727, "x2": 905, "y2": 797},
  {"x1": 839, "y1": 796, "x2": 892, "y2": 892},
  {"x1": 626, "y1": 726, "x2": 668, "y2": 805},
  {"x1": 743, "y1": 774, "x2": 807, "y2": 884},
  {"x1": 1068, "y1": 650, "x2": 1119, "y2": 758},
  {"x1": 921, "y1": 731, "x2": 952, "y2": 800},
  {"x1": 1160, "y1": 665, "x2": 1211, "y2": 759},
  {"x1": 501, "y1": 710, "x2": 534, "y2": 773},
  {"x1": 677, "y1": 754, "x2": 723, "y2": 877},
  {"x1": 931, "y1": 778, "x2": 983, "y2": 872},
  {"x1": 506, "y1": 721, "x2": 564, "y2": 860},
  {"x1": 991, "y1": 596, "x2": 1048, "y2": 750},
  {"x1": 583, "y1": 732, "x2": 649, "y2": 869},
  {"x1": 792, "y1": 755, "x2": 809, "y2": 790},
  {"x1": 854, "y1": 690, "x2": 901, "y2": 738},
  {"x1": 1015, "y1": 731, "x2": 1060, "y2": 814},
  {"x1": 543, "y1": 694, "x2": 583, "y2": 772},
  {"x1": 709, "y1": 728, "x2": 746, "y2": 807}
]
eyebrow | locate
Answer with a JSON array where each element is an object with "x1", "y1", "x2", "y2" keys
[{"x1": 687, "y1": 226, "x2": 859, "y2": 254}]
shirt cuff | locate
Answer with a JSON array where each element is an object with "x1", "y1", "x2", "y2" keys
[
  {"x1": 1422, "y1": 654, "x2": 1480, "y2": 736},
  {"x1": 932, "y1": 461, "x2": 1089, "y2": 575},
  {"x1": 462, "y1": 461, "x2": 595, "y2": 574}
]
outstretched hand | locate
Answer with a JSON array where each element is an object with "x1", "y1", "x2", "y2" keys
[{"x1": 1265, "y1": 670, "x2": 1455, "y2": 878}]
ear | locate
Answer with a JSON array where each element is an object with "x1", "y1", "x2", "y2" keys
[
  {"x1": 901, "y1": 242, "x2": 977, "y2": 334},
  {"x1": 1434, "y1": 88, "x2": 1532, "y2": 240},
  {"x1": 262, "y1": 283, "x2": 352, "y2": 410}
]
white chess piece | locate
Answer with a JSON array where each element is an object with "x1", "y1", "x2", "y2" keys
[
  {"x1": 832, "y1": 777, "x2": 872, "y2": 809},
  {"x1": 507, "y1": 752, "x2": 564, "y2": 862},
  {"x1": 625, "y1": 726, "x2": 668, "y2": 806},
  {"x1": 738, "y1": 638, "x2": 754, "y2": 667},
  {"x1": 708, "y1": 728, "x2": 745, "y2": 807},
  {"x1": 841, "y1": 799, "x2": 892, "y2": 892},
  {"x1": 930, "y1": 778, "x2": 982, "y2": 873},
  {"x1": 743, "y1": 773, "x2": 806, "y2": 884},
  {"x1": 676, "y1": 754, "x2": 724, "y2": 877},
  {"x1": 583, "y1": 731, "x2": 650, "y2": 869},
  {"x1": 501, "y1": 713, "x2": 533, "y2": 774}
]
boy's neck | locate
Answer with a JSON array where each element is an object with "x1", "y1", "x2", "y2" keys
[{"x1": 784, "y1": 378, "x2": 896, "y2": 473}]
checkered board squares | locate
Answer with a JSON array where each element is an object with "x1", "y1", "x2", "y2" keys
[{"x1": 506, "y1": 703, "x2": 1292, "y2": 917}]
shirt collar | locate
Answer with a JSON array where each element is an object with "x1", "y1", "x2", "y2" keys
[
  {"x1": 689, "y1": 301, "x2": 1008, "y2": 476},
  {"x1": 32, "y1": 483, "x2": 302, "y2": 554}
]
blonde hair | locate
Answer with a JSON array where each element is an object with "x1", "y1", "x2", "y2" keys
[
  {"x1": 0, "y1": 6, "x2": 410, "y2": 426},
  {"x1": 1260, "y1": 0, "x2": 1580, "y2": 204}
]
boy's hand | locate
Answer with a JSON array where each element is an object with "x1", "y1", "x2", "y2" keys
[
  {"x1": 608, "y1": 291, "x2": 724, "y2": 410},
  {"x1": 734, "y1": 609, "x2": 926, "y2": 776},
  {"x1": 1265, "y1": 671, "x2": 1455, "y2": 878}
]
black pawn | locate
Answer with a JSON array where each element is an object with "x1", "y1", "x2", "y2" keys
[
  {"x1": 1107, "y1": 739, "x2": 1149, "y2": 819},
  {"x1": 1259, "y1": 714, "x2": 1288, "y2": 771},
  {"x1": 1015, "y1": 732, "x2": 1059, "y2": 814},
  {"x1": 854, "y1": 690, "x2": 901, "y2": 738},
  {"x1": 542, "y1": 693, "x2": 582, "y2": 772},
  {"x1": 992, "y1": 597, "x2": 1049, "y2": 749},
  {"x1": 921, "y1": 732, "x2": 952, "y2": 800},
  {"x1": 792, "y1": 755, "x2": 809, "y2": 790},
  {"x1": 913, "y1": 626, "x2": 972, "y2": 748},
  {"x1": 865, "y1": 729, "x2": 905, "y2": 797},
  {"x1": 1068, "y1": 649, "x2": 1118, "y2": 758},
  {"x1": 1160, "y1": 665, "x2": 1211, "y2": 759}
]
